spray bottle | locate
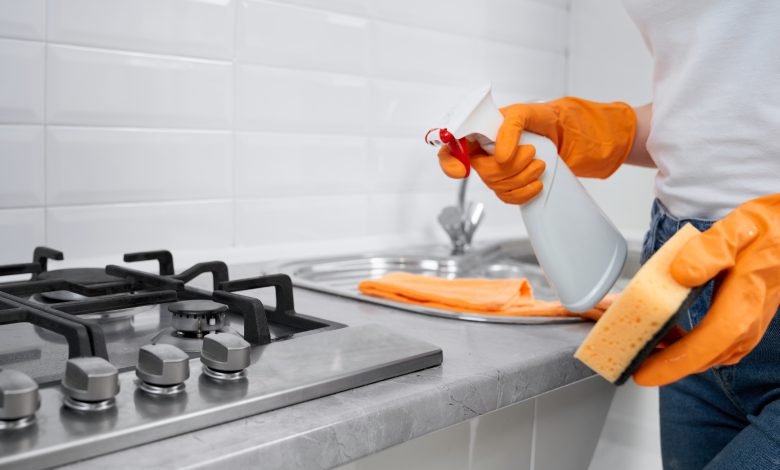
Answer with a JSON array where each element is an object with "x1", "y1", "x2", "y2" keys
[{"x1": 425, "y1": 84, "x2": 627, "y2": 313}]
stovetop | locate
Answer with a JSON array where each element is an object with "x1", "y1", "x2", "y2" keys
[{"x1": 0, "y1": 247, "x2": 442, "y2": 469}]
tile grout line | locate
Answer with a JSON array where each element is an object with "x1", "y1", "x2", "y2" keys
[
  {"x1": 42, "y1": 0, "x2": 49, "y2": 246},
  {"x1": 231, "y1": 0, "x2": 239, "y2": 249}
]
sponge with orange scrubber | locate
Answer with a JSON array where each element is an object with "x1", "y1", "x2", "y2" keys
[{"x1": 574, "y1": 223, "x2": 705, "y2": 385}]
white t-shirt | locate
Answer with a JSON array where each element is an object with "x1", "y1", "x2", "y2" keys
[{"x1": 623, "y1": 0, "x2": 780, "y2": 219}]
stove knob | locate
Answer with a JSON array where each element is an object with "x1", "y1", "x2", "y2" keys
[
  {"x1": 136, "y1": 344, "x2": 190, "y2": 396},
  {"x1": 0, "y1": 369, "x2": 40, "y2": 429},
  {"x1": 62, "y1": 357, "x2": 119, "y2": 411},
  {"x1": 200, "y1": 333, "x2": 250, "y2": 381}
]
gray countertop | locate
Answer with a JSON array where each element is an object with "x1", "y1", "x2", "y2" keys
[{"x1": 65, "y1": 264, "x2": 596, "y2": 470}]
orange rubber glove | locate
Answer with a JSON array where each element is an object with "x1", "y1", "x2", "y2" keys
[
  {"x1": 634, "y1": 193, "x2": 780, "y2": 386},
  {"x1": 439, "y1": 97, "x2": 636, "y2": 204}
]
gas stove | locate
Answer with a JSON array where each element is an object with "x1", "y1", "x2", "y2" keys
[{"x1": 0, "y1": 247, "x2": 442, "y2": 469}]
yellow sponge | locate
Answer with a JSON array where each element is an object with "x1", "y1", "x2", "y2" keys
[{"x1": 574, "y1": 223, "x2": 702, "y2": 384}]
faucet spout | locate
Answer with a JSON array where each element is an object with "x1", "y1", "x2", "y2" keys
[{"x1": 438, "y1": 176, "x2": 485, "y2": 256}]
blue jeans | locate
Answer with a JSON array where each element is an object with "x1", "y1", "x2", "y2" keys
[{"x1": 641, "y1": 200, "x2": 780, "y2": 470}]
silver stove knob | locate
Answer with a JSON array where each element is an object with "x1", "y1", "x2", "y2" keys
[
  {"x1": 0, "y1": 369, "x2": 40, "y2": 429},
  {"x1": 200, "y1": 333, "x2": 250, "y2": 381},
  {"x1": 136, "y1": 344, "x2": 190, "y2": 396},
  {"x1": 62, "y1": 357, "x2": 119, "y2": 412}
]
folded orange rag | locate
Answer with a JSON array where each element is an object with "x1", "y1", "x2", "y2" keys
[{"x1": 358, "y1": 272, "x2": 616, "y2": 320}]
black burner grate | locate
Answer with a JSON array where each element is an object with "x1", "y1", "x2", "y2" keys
[{"x1": 0, "y1": 247, "x2": 340, "y2": 362}]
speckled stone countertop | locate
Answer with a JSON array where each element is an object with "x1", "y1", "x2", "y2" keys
[{"x1": 64, "y1": 264, "x2": 597, "y2": 470}]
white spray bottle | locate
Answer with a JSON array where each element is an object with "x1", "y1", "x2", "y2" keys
[{"x1": 425, "y1": 84, "x2": 627, "y2": 313}]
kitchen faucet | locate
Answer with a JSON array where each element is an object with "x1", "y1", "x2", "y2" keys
[{"x1": 438, "y1": 176, "x2": 485, "y2": 255}]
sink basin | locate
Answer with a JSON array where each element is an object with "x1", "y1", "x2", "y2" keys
[{"x1": 264, "y1": 239, "x2": 642, "y2": 324}]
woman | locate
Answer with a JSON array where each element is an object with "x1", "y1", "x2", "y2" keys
[{"x1": 437, "y1": 1, "x2": 780, "y2": 468}]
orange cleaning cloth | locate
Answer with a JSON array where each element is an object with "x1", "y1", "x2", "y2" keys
[{"x1": 358, "y1": 272, "x2": 615, "y2": 320}]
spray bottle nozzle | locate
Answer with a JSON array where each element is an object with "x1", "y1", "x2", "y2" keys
[{"x1": 424, "y1": 128, "x2": 471, "y2": 177}]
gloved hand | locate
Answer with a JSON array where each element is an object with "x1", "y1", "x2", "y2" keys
[
  {"x1": 634, "y1": 193, "x2": 780, "y2": 386},
  {"x1": 438, "y1": 97, "x2": 637, "y2": 204}
]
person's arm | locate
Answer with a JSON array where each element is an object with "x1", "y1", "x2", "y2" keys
[{"x1": 625, "y1": 103, "x2": 655, "y2": 168}]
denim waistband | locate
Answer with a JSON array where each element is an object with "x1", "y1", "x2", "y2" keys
[{"x1": 642, "y1": 200, "x2": 719, "y2": 264}]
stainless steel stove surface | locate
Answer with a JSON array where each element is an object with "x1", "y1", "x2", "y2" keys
[{"x1": 0, "y1": 247, "x2": 443, "y2": 470}]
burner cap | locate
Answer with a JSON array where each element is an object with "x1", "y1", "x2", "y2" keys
[
  {"x1": 168, "y1": 300, "x2": 228, "y2": 316},
  {"x1": 168, "y1": 300, "x2": 228, "y2": 336},
  {"x1": 37, "y1": 268, "x2": 121, "y2": 285},
  {"x1": 39, "y1": 290, "x2": 86, "y2": 303}
]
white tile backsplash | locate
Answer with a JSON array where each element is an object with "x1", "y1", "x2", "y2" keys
[
  {"x1": 236, "y1": 65, "x2": 370, "y2": 133},
  {"x1": 236, "y1": 132, "x2": 370, "y2": 197},
  {"x1": 475, "y1": 40, "x2": 566, "y2": 100},
  {"x1": 46, "y1": 200, "x2": 233, "y2": 257},
  {"x1": 370, "y1": 0, "x2": 568, "y2": 52},
  {"x1": 0, "y1": 125, "x2": 45, "y2": 207},
  {"x1": 370, "y1": 79, "x2": 469, "y2": 137},
  {"x1": 47, "y1": 0, "x2": 235, "y2": 60},
  {"x1": 368, "y1": 137, "x2": 454, "y2": 193},
  {"x1": 0, "y1": 0, "x2": 569, "y2": 259},
  {"x1": 0, "y1": 38, "x2": 45, "y2": 123},
  {"x1": 46, "y1": 127, "x2": 233, "y2": 205},
  {"x1": 370, "y1": 22, "x2": 477, "y2": 86},
  {"x1": 0, "y1": 0, "x2": 45, "y2": 40},
  {"x1": 235, "y1": 195, "x2": 371, "y2": 245},
  {"x1": 367, "y1": 191, "x2": 453, "y2": 237},
  {"x1": 479, "y1": 0, "x2": 568, "y2": 53},
  {"x1": 276, "y1": 0, "x2": 368, "y2": 16},
  {"x1": 46, "y1": 45, "x2": 233, "y2": 128},
  {"x1": 237, "y1": 1, "x2": 368, "y2": 74},
  {"x1": 0, "y1": 208, "x2": 45, "y2": 263},
  {"x1": 369, "y1": 0, "x2": 474, "y2": 39}
]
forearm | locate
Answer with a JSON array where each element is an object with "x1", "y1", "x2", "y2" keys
[{"x1": 625, "y1": 103, "x2": 655, "y2": 168}]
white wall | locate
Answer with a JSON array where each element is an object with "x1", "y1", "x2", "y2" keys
[
  {"x1": 566, "y1": 1, "x2": 662, "y2": 469},
  {"x1": 0, "y1": 0, "x2": 569, "y2": 263},
  {"x1": 568, "y1": 0, "x2": 655, "y2": 238}
]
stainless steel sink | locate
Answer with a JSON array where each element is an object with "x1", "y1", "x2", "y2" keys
[{"x1": 264, "y1": 239, "x2": 642, "y2": 324}]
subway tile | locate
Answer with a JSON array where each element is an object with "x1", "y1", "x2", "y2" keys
[
  {"x1": 474, "y1": 40, "x2": 566, "y2": 100},
  {"x1": 370, "y1": 22, "x2": 480, "y2": 86},
  {"x1": 478, "y1": 0, "x2": 568, "y2": 53},
  {"x1": 46, "y1": 45, "x2": 233, "y2": 128},
  {"x1": 237, "y1": 0, "x2": 368, "y2": 74},
  {"x1": 371, "y1": 0, "x2": 567, "y2": 53},
  {"x1": 0, "y1": 39, "x2": 44, "y2": 123},
  {"x1": 0, "y1": 0, "x2": 45, "y2": 40},
  {"x1": 367, "y1": 191, "x2": 453, "y2": 236},
  {"x1": 46, "y1": 127, "x2": 232, "y2": 205},
  {"x1": 46, "y1": 201, "x2": 233, "y2": 257},
  {"x1": 276, "y1": 0, "x2": 367, "y2": 16},
  {"x1": 236, "y1": 132, "x2": 369, "y2": 198},
  {"x1": 0, "y1": 208, "x2": 45, "y2": 264},
  {"x1": 0, "y1": 125, "x2": 44, "y2": 207},
  {"x1": 368, "y1": 137, "x2": 454, "y2": 193},
  {"x1": 370, "y1": 0, "x2": 473, "y2": 38},
  {"x1": 528, "y1": 0, "x2": 569, "y2": 9},
  {"x1": 235, "y1": 195, "x2": 371, "y2": 246},
  {"x1": 236, "y1": 64, "x2": 369, "y2": 133},
  {"x1": 47, "y1": 0, "x2": 234, "y2": 60},
  {"x1": 371, "y1": 21, "x2": 565, "y2": 94},
  {"x1": 370, "y1": 79, "x2": 468, "y2": 138}
]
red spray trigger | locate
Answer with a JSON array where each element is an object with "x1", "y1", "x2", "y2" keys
[{"x1": 424, "y1": 128, "x2": 471, "y2": 177}]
